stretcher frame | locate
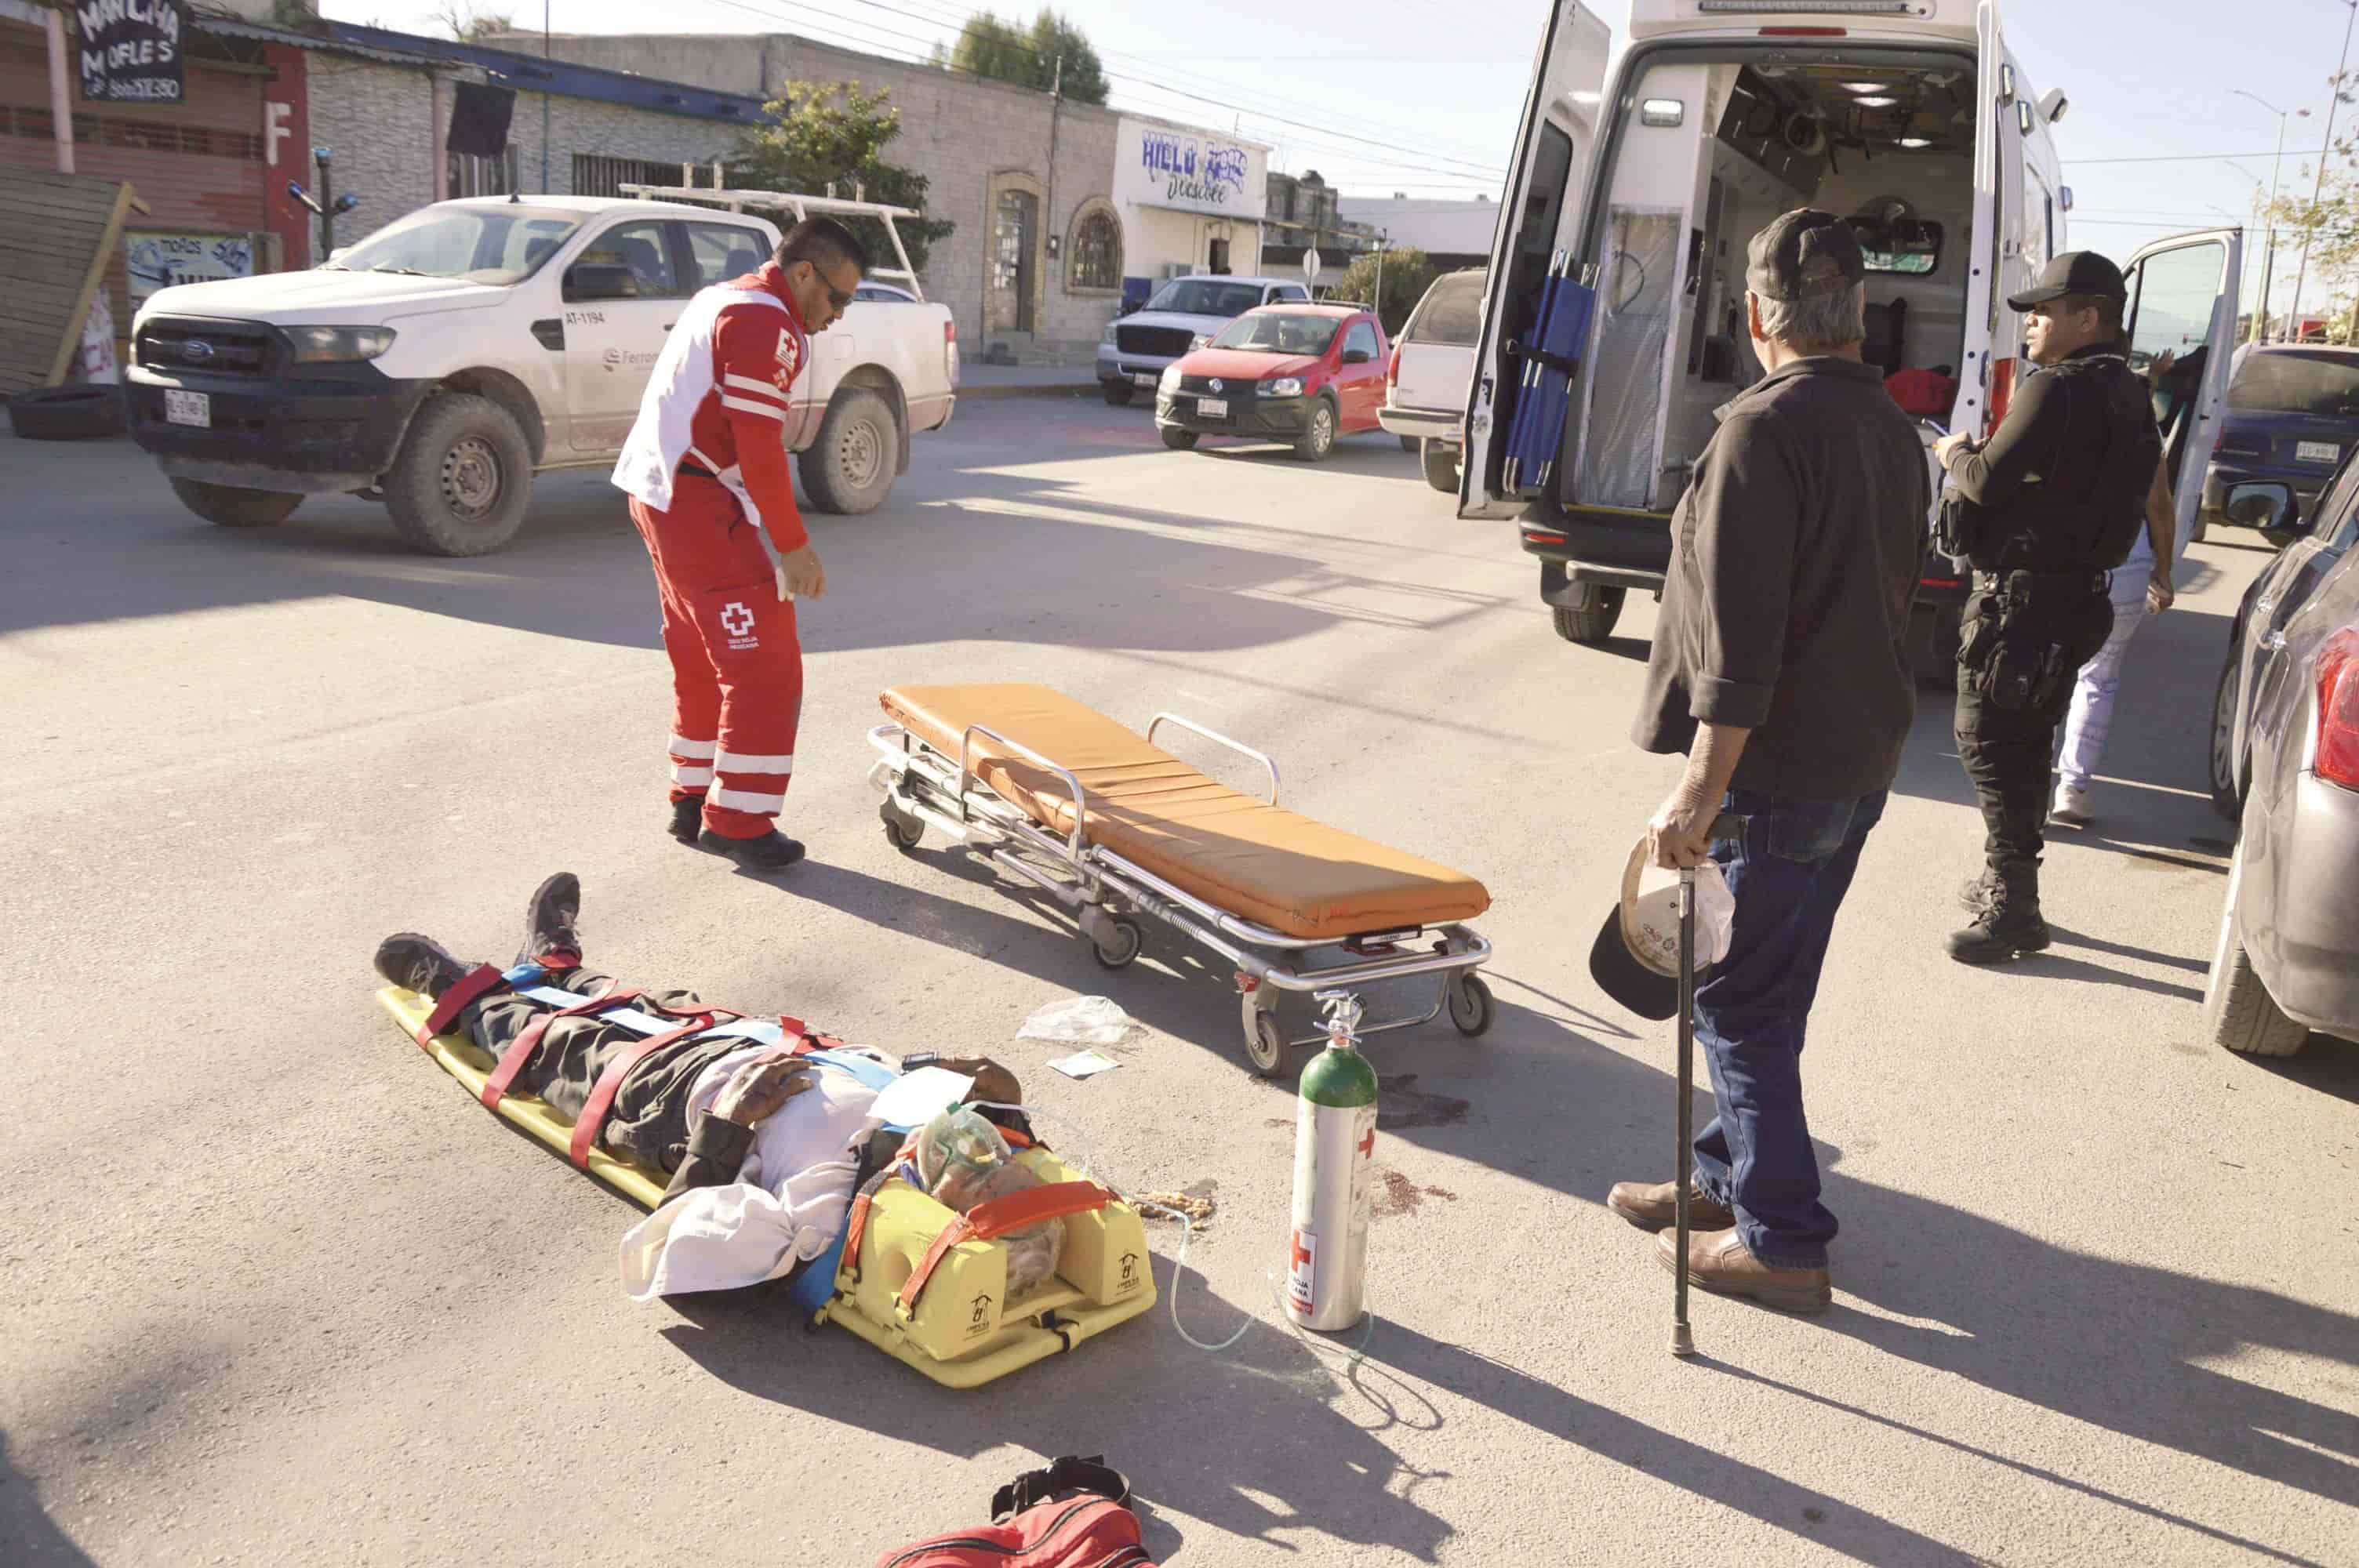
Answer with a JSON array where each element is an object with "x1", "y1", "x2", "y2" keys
[{"x1": 867, "y1": 712, "x2": 1496, "y2": 1076}]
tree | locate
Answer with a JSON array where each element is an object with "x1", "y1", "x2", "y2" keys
[
  {"x1": 732, "y1": 81, "x2": 956, "y2": 276},
  {"x1": 947, "y1": 9, "x2": 1109, "y2": 105},
  {"x1": 2260, "y1": 68, "x2": 2359, "y2": 342},
  {"x1": 432, "y1": 0, "x2": 515, "y2": 42},
  {"x1": 1331, "y1": 246, "x2": 1436, "y2": 337}
]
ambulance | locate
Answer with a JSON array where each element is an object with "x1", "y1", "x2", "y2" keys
[{"x1": 1464, "y1": 0, "x2": 2245, "y2": 655}]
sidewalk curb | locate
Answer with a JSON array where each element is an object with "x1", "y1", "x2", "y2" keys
[{"x1": 958, "y1": 380, "x2": 1101, "y2": 401}]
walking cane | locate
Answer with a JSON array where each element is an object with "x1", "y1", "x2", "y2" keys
[
  {"x1": 1672, "y1": 862, "x2": 1699, "y2": 1359},
  {"x1": 1671, "y1": 813, "x2": 1738, "y2": 1361}
]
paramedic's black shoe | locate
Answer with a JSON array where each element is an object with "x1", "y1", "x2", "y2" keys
[
  {"x1": 668, "y1": 796, "x2": 703, "y2": 845},
  {"x1": 697, "y1": 826, "x2": 806, "y2": 871},
  {"x1": 1946, "y1": 860, "x2": 2050, "y2": 964},
  {"x1": 374, "y1": 933, "x2": 471, "y2": 999},
  {"x1": 519, "y1": 872, "x2": 583, "y2": 967}
]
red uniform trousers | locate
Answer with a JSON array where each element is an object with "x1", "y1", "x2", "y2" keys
[{"x1": 628, "y1": 476, "x2": 803, "y2": 840}]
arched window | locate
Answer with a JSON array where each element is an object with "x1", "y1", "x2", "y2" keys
[{"x1": 1068, "y1": 204, "x2": 1122, "y2": 292}]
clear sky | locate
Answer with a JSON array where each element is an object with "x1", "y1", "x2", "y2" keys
[{"x1": 320, "y1": 0, "x2": 2359, "y2": 321}]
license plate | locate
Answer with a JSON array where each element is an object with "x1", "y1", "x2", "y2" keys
[
  {"x1": 2299, "y1": 439, "x2": 2339, "y2": 463},
  {"x1": 164, "y1": 389, "x2": 210, "y2": 428},
  {"x1": 1197, "y1": 397, "x2": 1227, "y2": 419},
  {"x1": 1132, "y1": 372, "x2": 1156, "y2": 389}
]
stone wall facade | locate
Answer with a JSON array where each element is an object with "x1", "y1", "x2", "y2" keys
[
  {"x1": 480, "y1": 30, "x2": 1269, "y2": 358},
  {"x1": 304, "y1": 53, "x2": 746, "y2": 250}
]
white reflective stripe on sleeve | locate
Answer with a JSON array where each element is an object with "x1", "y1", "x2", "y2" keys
[
  {"x1": 715, "y1": 750, "x2": 794, "y2": 774},
  {"x1": 671, "y1": 764, "x2": 716, "y2": 787},
  {"x1": 722, "y1": 373, "x2": 787, "y2": 402},
  {"x1": 720, "y1": 395, "x2": 786, "y2": 420},
  {"x1": 667, "y1": 735, "x2": 718, "y2": 760},
  {"x1": 711, "y1": 786, "x2": 787, "y2": 814}
]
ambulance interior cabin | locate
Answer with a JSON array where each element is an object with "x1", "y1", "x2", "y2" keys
[{"x1": 1546, "y1": 53, "x2": 1979, "y2": 514}]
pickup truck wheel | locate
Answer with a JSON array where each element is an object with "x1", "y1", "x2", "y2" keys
[
  {"x1": 169, "y1": 477, "x2": 302, "y2": 528},
  {"x1": 801, "y1": 387, "x2": 896, "y2": 515},
  {"x1": 2204, "y1": 838, "x2": 2311, "y2": 1056},
  {"x1": 1160, "y1": 425, "x2": 1198, "y2": 451},
  {"x1": 1551, "y1": 583, "x2": 1625, "y2": 644},
  {"x1": 1421, "y1": 437, "x2": 1459, "y2": 493},
  {"x1": 384, "y1": 393, "x2": 530, "y2": 556},
  {"x1": 1102, "y1": 381, "x2": 1136, "y2": 407}
]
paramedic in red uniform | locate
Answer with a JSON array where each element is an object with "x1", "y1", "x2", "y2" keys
[{"x1": 613, "y1": 218, "x2": 869, "y2": 871}]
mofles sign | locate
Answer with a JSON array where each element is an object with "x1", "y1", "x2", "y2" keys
[{"x1": 78, "y1": 0, "x2": 186, "y2": 104}]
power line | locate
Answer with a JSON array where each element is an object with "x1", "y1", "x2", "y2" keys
[
  {"x1": 2064, "y1": 147, "x2": 2336, "y2": 165},
  {"x1": 803, "y1": 0, "x2": 1512, "y2": 179}
]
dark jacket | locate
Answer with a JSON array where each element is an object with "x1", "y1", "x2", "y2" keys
[
  {"x1": 1943, "y1": 339, "x2": 2161, "y2": 570},
  {"x1": 1633, "y1": 355, "x2": 1928, "y2": 799}
]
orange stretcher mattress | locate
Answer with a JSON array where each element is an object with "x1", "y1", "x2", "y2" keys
[{"x1": 882, "y1": 683, "x2": 1491, "y2": 942}]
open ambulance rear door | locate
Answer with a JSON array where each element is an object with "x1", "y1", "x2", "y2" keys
[
  {"x1": 2119, "y1": 227, "x2": 2245, "y2": 547},
  {"x1": 1459, "y1": 2, "x2": 1613, "y2": 520}
]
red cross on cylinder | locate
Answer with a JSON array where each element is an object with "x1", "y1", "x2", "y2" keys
[{"x1": 1284, "y1": 991, "x2": 1379, "y2": 1331}]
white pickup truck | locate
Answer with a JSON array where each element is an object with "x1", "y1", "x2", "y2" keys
[
  {"x1": 125, "y1": 191, "x2": 957, "y2": 554},
  {"x1": 1377, "y1": 267, "x2": 1486, "y2": 495}
]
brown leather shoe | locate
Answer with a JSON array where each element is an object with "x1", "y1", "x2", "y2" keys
[
  {"x1": 1606, "y1": 1178, "x2": 1735, "y2": 1233},
  {"x1": 1655, "y1": 1225, "x2": 1831, "y2": 1314}
]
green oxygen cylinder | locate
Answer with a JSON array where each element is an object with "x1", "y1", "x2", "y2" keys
[{"x1": 1284, "y1": 990, "x2": 1379, "y2": 1331}]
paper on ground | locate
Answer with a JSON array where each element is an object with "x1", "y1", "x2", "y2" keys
[{"x1": 1046, "y1": 1049, "x2": 1121, "y2": 1079}]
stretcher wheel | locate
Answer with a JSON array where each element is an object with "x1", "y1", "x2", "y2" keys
[
  {"x1": 1245, "y1": 1010, "x2": 1291, "y2": 1078},
  {"x1": 1090, "y1": 917, "x2": 1143, "y2": 970},
  {"x1": 880, "y1": 801, "x2": 924, "y2": 852},
  {"x1": 1447, "y1": 973, "x2": 1496, "y2": 1038}
]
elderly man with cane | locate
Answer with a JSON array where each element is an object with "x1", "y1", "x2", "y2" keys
[{"x1": 1596, "y1": 210, "x2": 1928, "y2": 1319}]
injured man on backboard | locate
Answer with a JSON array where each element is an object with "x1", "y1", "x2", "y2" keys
[{"x1": 373, "y1": 873, "x2": 1052, "y2": 1301}]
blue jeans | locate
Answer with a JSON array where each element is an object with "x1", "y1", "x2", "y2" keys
[{"x1": 1689, "y1": 788, "x2": 1887, "y2": 1269}]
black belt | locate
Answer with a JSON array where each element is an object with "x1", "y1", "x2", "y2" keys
[{"x1": 678, "y1": 459, "x2": 719, "y2": 481}]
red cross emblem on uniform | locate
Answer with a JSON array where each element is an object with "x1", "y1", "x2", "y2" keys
[
  {"x1": 1357, "y1": 1127, "x2": 1375, "y2": 1160},
  {"x1": 776, "y1": 329, "x2": 801, "y2": 380}
]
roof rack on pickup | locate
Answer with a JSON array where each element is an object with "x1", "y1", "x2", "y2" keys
[{"x1": 618, "y1": 183, "x2": 929, "y2": 298}]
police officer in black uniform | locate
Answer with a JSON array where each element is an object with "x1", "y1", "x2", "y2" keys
[{"x1": 1933, "y1": 252, "x2": 2163, "y2": 964}]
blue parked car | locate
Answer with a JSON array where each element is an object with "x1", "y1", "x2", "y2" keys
[{"x1": 2202, "y1": 345, "x2": 2359, "y2": 542}]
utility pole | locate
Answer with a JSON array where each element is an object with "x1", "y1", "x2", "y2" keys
[
  {"x1": 1045, "y1": 54, "x2": 1063, "y2": 318},
  {"x1": 2230, "y1": 90, "x2": 2303, "y2": 343},
  {"x1": 2288, "y1": 0, "x2": 2357, "y2": 341}
]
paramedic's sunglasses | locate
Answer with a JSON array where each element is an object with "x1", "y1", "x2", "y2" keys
[{"x1": 810, "y1": 265, "x2": 857, "y2": 310}]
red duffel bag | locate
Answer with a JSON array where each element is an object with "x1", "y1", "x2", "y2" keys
[{"x1": 875, "y1": 1456, "x2": 1154, "y2": 1568}]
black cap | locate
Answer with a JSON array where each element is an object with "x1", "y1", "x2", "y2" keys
[
  {"x1": 2007, "y1": 249, "x2": 2128, "y2": 311},
  {"x1": 1587, "y1": 904, "x2": 1679, "y2": 1022},
  {"x1": 1746, "y1": 209, "x2": 1866, "y2": 303}
]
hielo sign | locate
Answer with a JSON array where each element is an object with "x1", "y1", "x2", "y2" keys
[{"x1": 1114, "y1": 118, "x2": 1267, "y2": 223}]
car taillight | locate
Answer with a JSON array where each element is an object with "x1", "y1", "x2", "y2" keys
[
  {"x1": 1387, "y1": 343, "x2": 1401, "y2": 388},
  {"x1": 1984, "y1": 357, "x2": 2016, "y2": 438},
  {"x1": 2316, "y1": 626, "x2": 2359, "y2": 789}
]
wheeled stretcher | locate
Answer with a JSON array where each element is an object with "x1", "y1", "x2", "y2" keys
[
  {"x1": 869, "y1": 683, "x2": 1497, "y2": 1076},
  {"x1": 376, "y1": 967, "x2": 1157, "y2": 1388}
]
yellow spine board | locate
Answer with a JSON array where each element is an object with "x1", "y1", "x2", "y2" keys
[{"x1": 378, "y1": 985, "x2": 1158, "y2": 1387}]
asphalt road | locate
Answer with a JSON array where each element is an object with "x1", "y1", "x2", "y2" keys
[{"x1": 4, "y1": 401, "x2": 2354, "y2": 1567}]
